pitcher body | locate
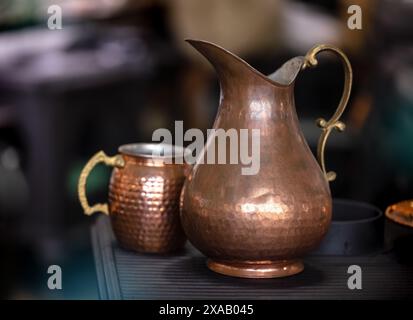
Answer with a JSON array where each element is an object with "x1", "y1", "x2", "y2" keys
[{"x1": 180, "y1": 40, "x2": 352, "y2": 278}]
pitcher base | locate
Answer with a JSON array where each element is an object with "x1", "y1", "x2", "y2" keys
[{"x1": 207, "y1": 259, "x2": 304, "y2": 278}]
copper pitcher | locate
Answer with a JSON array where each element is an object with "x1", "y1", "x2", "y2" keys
[
  {"x1": 180, "y1": 40, "x2": 352, "y2": 278},
  {"x1": 78, "y1": 143, "x2": 188, "y2": 253}
]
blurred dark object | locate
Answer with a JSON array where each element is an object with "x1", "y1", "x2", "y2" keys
[
  {"x1": 374, "y1": 0, "x2": 413, "y2": 46},
  {"x1": 385, "y1": 219, "x2": 413, "y2": 265},
  {"x1": 344, "y1": 0, "x2": 413, "y2": 210},
  {"x1": 0, "y1": 140, "x2": 29, "y2": 298},
  {"x1": 0, "y1": 24, "x2": 186, "y2": 261},
  {"x1": 393, "y1": 235, "x2": 413, "y2": 265},
  {"x1": 314, "y1": 199, "x2": 383, "y2": 256},
  {"x1": 299, "y1": 0, "x2": 339, "y2": 12},
  {"x1": 0, "y1": 142, "x2": 28, "y2": 216}
]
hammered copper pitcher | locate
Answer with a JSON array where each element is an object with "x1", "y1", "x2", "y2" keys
[{"x1": 180, "y1": 40, "x2": 352, "y2": 278}]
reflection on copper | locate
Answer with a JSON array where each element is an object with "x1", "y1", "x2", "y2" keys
[
  {"x1": 386, "y1": 200, "x2": 413, "y2": 228},
  {"x1": 79, "y1": 144, "x2": 188, "y2": 253},
  {"x1": 180, "y1": 40, "x2": 351, "y2": 278}
]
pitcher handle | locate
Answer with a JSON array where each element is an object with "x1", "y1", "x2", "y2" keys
[
  {"x1": 78, "y1": 151, "x2": 125, "y2": 216},
  {"x1": 302, "y1": 44, "x2": 353, "y2": 182}
]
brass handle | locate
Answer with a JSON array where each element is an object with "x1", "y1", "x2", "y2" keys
[
  {"x1": 77, "y1": 150, "x2": 125, "y2": 216},
  {"x1": 302, "y1": 44, "x2": 352, "y2": 182}
]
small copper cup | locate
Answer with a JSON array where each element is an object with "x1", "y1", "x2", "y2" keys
[{"x1": 78, "y1": 143, "x2": 189, "y2": 253}]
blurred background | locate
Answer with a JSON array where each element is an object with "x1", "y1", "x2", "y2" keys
[{"x1": 0, "y1": 0, "x2": 412, "y2": 299}]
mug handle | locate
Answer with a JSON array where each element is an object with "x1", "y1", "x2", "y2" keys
[
  {"x1": 302, "y1": 44, "x2": 353, "y2": 182},
  {"x1": 78, "y1": 150, "x2": 125, "y2": 216}
]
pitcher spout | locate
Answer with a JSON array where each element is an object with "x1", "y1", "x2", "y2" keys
[{"x1": 185, "y1": 39, "x2": 305, "y2": 88}]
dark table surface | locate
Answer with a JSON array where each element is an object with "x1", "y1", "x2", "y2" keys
[{"x1": 91, "y1": 215, "x2": 413, "y2": 300}]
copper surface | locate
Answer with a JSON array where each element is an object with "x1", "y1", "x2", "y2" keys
[
  {"x1": 79, "y1": 143, "x2": 187, "y2": 253},
  {"x1": 386, "y1": 200, "x2": 413, "y2": 228},
  {"x1": 180, "y1": 40, "x2": 351, "y2": 278}
]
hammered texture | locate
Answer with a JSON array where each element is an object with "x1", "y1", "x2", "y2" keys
[
  {"x1": 180, "y1": 40, "x2": 333, "y2": 272},
  {"x1": 109, "y1": 155, "x2": 186, "y2": 253}
]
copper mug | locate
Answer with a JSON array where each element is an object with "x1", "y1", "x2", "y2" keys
[{"x1": 78, "y1": 143, "x2": 188, "y2": 253}]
